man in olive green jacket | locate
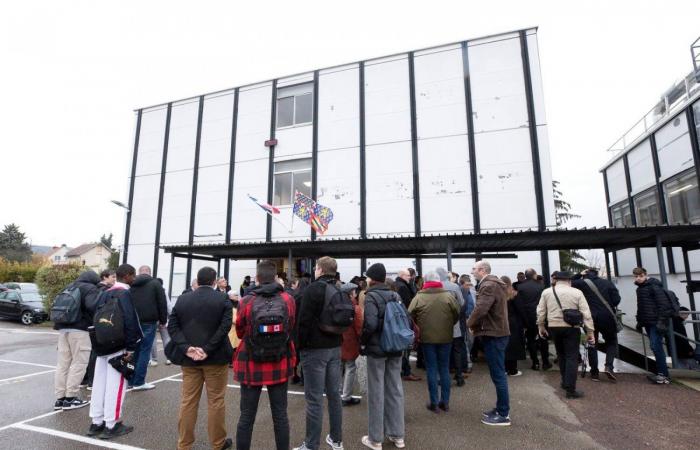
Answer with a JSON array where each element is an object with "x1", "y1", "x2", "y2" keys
[{"x1": 408, "y1": 272, "x2": 459, "y2": 412}]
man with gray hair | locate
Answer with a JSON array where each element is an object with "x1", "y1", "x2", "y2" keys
[{"x1": 436, "y1": 267, "x2": 466, "y2": 386}]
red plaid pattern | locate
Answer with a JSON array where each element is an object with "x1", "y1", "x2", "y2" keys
[{"x1": 232, "y1": 291, "x2": 297, "y2": 386}]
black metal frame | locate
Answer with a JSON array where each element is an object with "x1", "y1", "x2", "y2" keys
[
  {"x1": 408, "y1": 52, "x2": 422, "y2": 238},
  {"x1": 185, "y1": 96, "x2": 205, "y2": 284},
  {"x1": 152, "y1": 103, "x2": 172, "y2": 277},
  {"x1": 123, "y1": 110, "x2": 142, "y2": 264},
  {"x1": 266, "y1": 80, "x2": 278, "y2": 242},
  {"x1": 310, "y1": 71, "x2": 320, "y2": 241},
  {"x1": 687, "y1": 106, "x2": 700, "y2": 196},
  {"x1": 461, "y1": 41, "x2": 480, "y2": 234},
  {"x1": 224, "y1": 88, "x2": 240, "y2": 280}
]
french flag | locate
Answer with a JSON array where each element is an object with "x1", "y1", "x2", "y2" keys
[
  {"x1": 259, "y1": 324, "x2": 283, "y2": 333},
  {"x1": 248, "y1": 194, "x2": 280, "y2": 215}
]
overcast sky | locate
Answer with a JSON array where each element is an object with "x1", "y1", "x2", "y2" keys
[{"x1": 1, "y1": 0, "x2": 699, "y2": 249}]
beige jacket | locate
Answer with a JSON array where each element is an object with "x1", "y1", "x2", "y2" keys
[{"x1": 536, "y1": 284, "x2": 594, "y2": 332}]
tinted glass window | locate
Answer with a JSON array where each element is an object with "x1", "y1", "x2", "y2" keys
[
  {"x1": 277, "y1": 96, "x2": 294, "y2": 128},
  {"x1": 634, "y1": 189, "x2": 661, "y2": 226},
  {"x1": 295, "y1": 93, "x2": 313, "y2": 124},
  {"x1": 611, "y1": 202, "x2": 632, "y2": 227},
  {"x1": 664, "y1": 170, "x2": 700, "y2": 224}
]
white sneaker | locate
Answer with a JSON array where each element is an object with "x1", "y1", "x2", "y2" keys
[
  {"x1": 148, "y1": 360, "x2": 158, "y2": 367},
  {"x1": 165, "y1": 360, "x2": 172, "y2": 365},
  {"x1": 131, "y1": 383, "x2": 156, "y2": 391},
  {"x1": 508, "y1": 371, "x2": 523, "y2": 377},
  {"x1": 361, "y1": 436, "x2": 382, "y2": 450},
  {"x1": 387, "y1": 436, "x2": 405, "y2": 448},
  {"x1": 326, "y1": 434, "x2": 344, "y2": 450},
  {"x1": 292, "y1": 443, "x2": 312, "y2": 450}
]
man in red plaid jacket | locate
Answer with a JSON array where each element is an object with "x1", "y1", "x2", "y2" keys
[{"x1": 232, "y1": 260, "x2": 296, "y2": 450}]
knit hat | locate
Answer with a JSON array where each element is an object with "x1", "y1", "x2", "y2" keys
[{"x1": 365, "y1": 263, "x2": 386, "y2": 282}]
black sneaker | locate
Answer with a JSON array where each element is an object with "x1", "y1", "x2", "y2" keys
[
  {"x1": 455, "y1": 378, "x2": 465, "y2": 387},
  {"x1": 62, "y1": 398, "x2": 89, "y2": 410},
  {"x1": 86, "y1": 422, "x2": 106, "y2": 437},
  {"x1": 482, "y1": 408, "x2": 497, "y2": 418},
  {"x1": 426, "y1": 403, "x2": 440, "y2": 414},
  {"x1": 542, "y1": 361, "x2": 553, "y2": 370},
  {"x1": 54, "y1": 398, "x2": 66, "y2": 410},
  {"x1": 604, "y1": 369, "x2": 617, "y2": 382},
  {"x1": 566, "y1": 390, "x2": 584, "y2": 399},
  {"x1": 438, "y1": 402, "x2": 449, "y2": 412},
  {"x1": 590, "y1": 372, "x2": 600, "y2": 382},
  {"x1": 220, "y1": 437, "x2": 233, "y2": 450},
  {"x1": 342, "y1": 397, "x2": 361, "y2": 406},
  {"x1": 531, "y1": 363, "x2": 540, "y2": 371},
  {"x1": 100, "y1": 422, "x2": 134, "y2": 440}
]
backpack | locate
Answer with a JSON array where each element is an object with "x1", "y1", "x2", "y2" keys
[
  {"x1": 246, "y1": 292, "x2": 291, "y2": 362},
  {"x1": 663, "y1": 288, "x2": 681, "y2": 317},
  {"x1": 93, "y1": 290, "x2": 126, "y2": 350},
  {"x1": 318, "y1": 282, "x2": 355, "y2": 335},
  {"x1": 50, "y1": 285, "x2": 83, "y2": 325},
  {"x1": 378, "y1": 293, "x2": 415, "y2": 353}
]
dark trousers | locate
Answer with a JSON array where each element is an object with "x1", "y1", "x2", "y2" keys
[
  {"x1": 588, "y1": 328, "x2": 618, "y2": 374},
  {"x1": 83, "y1": 349, "x2": 97, "y2": 385},
  {"x1": 482, "y1": 336, "x2": 510, "y2": 417},
  {"x1": 450, "y1": 337, "x2": 465, "y2": 381},
  {"x1": 401, "y1": 350, "x2": 412, "y2": 377},
  {"x1": 550, "y1": 327, "x2": 580, "y2": 393},
  {"x1": 416, "y1": 343, "x2": 424, "y2": 368},
  {"x1": 505, "y1": 359, "x2": 519, "y2": 375},
  {"x1": 525, "y1": 326, "x2": 550, "y2": 365},
  {"x1": 236, "y1": 382, "x2": 289, "y2": 450}
]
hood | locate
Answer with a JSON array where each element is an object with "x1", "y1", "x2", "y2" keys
[
  {"x1": 132, "y1": 274, "x2": 153, "y2": 287},
  {"x1": 76, "y1": 270, "x2": 100, "y2": 285},
  {"x1": 252, "y1": 282, "x2": 283, "y2": 297}
]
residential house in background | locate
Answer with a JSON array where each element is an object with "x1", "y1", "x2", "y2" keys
[
  {"x1": 46, "y1": 245, "x2": 72, "y2": 265},
  {"x1": 65, "y1": 243, "x2": 112, "y2": 271}
]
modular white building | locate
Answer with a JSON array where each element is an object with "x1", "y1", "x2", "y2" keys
[{"x1": 122, "y1": 27, "x2": 560, "y2": 296}]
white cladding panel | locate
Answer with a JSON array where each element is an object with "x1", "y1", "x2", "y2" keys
[
  {"x1": 365, "y1": 258, "x2": 414, "y2": 278},
  {"x1": 606, "y1": 159, "x2": 627, "y2": 204},
  {"x1": 526, "y1": 33, "x2": 546, "y2": 125},
  {"x1": 475, "y1": 128, "x2": 538, "y2": 230},
  {"x1": 318, "y1": 66, "x2": 360, "y2": 151},
  {"x1": 490, "y1": 251, "x2": 542, "y2": 279},
  {"x1": 615, "y1": 248, "x2": 637, "y2": 276},
  {"x1": 126, "y1": 244, "x2": 154, "y2": 270},
  {"x1": 364, "y1": 57, "x2": 411, "y2": 146},
  {"x1": 537, "y1": 127, "x2": 556, "y2": 227},
  {"x1": 413, "y1": 47, "x2": 468, "y2": 139},
  {"x1": 166, "y1": 100, "x2": 200, "y2": 172},
  {"x1": 160, "y1": 170, "x2": 193, "y2": 244},
  {"x1": 272, "y1": 205, "x2": 309, "y2": 241},
  {"x1": 418, "y1": 135, "x2": 473, "y2": 233},
  {"x1": 129, "y1": 174, "x2": 160, "y2": 245},
  {"x1": 193, "y1": 165, "x2": 229, "y2": 243},
  {"x1": 169, "y1": 257, "x2": 189, "y2": 299},
  {"x1": 230, "y1": 159, "x2": 268, "y2": 242},
  {"x1": 275, "y1": 124, "x2": 312, "y2": 160},
  {"x1": 199, "y1": 93, "x2": 234, "y2": 168},
  {"x1": 236, "y1": 84, "x2": 273, "y2": 162},
  {"x1": 317, "y1": 147, "x2": 361, "y2": 239},
  {"x1": 365, "y1": 141, "x2": 415, "y2": 236},
  {"x1": 673, "y1": 247, "x2": 700, "y2": 273},
  {"x1": 335, "y1": 259, "x2": 361, "y2": 282},
  {"x1": 422, "y1": 258, "x2": 475, "y2": 279},
  {"x1": 135, "y1": 107, "x2": 167, "y2": 176},
  {"x1": 156, "y1": 249, "x2": 169, "y2": 281},
  {"x1": 627, "y1": 140, "x2": 656, "y2": 194},
  {"x1": 656, "y1": 114, "x2": 694, "y2": 181}
]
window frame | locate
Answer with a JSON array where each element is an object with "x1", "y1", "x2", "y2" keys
[
  {"x1": 272, "y1": 158, "x2": 312, "y2": 206},
  {"x1": 610, "y1": 200, "x2": 632, "y2": 228},
  {"x1": 276, "y1": 83, "x2": 313, "y2": 129},
  {"x1": 663, "y1": 168, "x2": 700, "y2": 225},
  {"x1": 633, "y1": 188, "x2": 662, "y2": 226}
]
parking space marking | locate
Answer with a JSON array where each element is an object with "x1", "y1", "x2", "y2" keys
[
  {"x1": 0, "y1": 410, "x2": 62, "y2": 433},
  {"x1": 0, "y1": 328, "x2": 59, "y2": 335},
  {"x1": 0, "y1": 359, "x2": 56, "y2": 369},
  {"x1": 0, "y1": 369, "x2": 55, "y2": 385},
  {"x1": 13, "y1": 423, "x2": 147, "y2": 450}
]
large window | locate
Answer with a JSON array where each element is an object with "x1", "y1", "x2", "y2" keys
[
  {"x1": 633, "y1": 189, "x2": 661, "y2": 226},
  {"x1": 611, "y1": 201, "x2": 632, "y2": 227},
  {"x1": 276, "y1": 83, "x2": 313, "y2": 128},
  {"x1": 273, "y1": 158, "x2": 312, "y2": 205},
  {"x1": 664, "y1": 169, "x2": 700, "y2": 224}
]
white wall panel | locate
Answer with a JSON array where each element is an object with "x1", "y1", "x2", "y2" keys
[
  {"x1": 160, "y1": 170, "x2": 193, "y2": 245},
  {"x1": 193, "y1": 165, "x2": 229, "y2": 243},
  {"x1": 166, "y1": 100, "x2": 199, "y2": 172},
  {"x1": 169, "y1": 257, "x2": 189, "y2": 300},
  {"x1": 335, "y1": 259, "x2": 361, "y2": 282},
  {"x1": 365, "y1": 258, "x2": 414, "y2": 279},
  {"x1": 272, "y1": 205, "x2": 308, "y2": 241},
  {"x1": 230, "y1": 159, "x2": 268, "y2": 242},
  {"x1": 318, "y1": 66, "x2": 360, "y2": 151},
  {"x1": 673, "y1": 247, "x2": 700, "y2": 274},
  {"x1": 606, "y1": 159, "x2": 627, "y2": 204},
  {"x1": 317, "y1": 147, "x2": 361, "y2": 239},
  {"x1": 537, "y1": 127, "x2": 556, "y2": 228},
  {"x1": 627, "y1": 140, "x2": 656, "y2": 194},
  {"x1": 278, "y1": 73, "x2": 314, "y2": 88},
  {"x1": 129, "y1": 174, "x2": 160, "y2": 245},
  {"x1": 365, "y1": 142, "x2": 414, "y2": 236},
  {"x1": 364, "y1": 56, "x2": 411, "y2": 145},
  {"x1": 656, "y1": 114, "x2": 694, "y2": 180},
  {"x1": 418, "y1": 135, "x2": 472, "y2": 233},
  {"x1": 236, "y1": 84, "x2": 273, "y2": 163},
  {"x1": 489, "y1": 251, "x2": 542, "y2": 280},
  {"x1": 199, "y1": 93, "x2": 234, "y2": 168},
  {"x1": 125, "y1": 244, "x2": 154, "y2": 270},
  {"x1": 413, "y1": 47, "x2": 467, "y2": 139},
  {"x1": 526, "y1": 33, "x2": 546, "y2": 126},
  {"x1": 135, "y1": 107, "x2": 167, "y2": 176},
  {"x1": 275, "y1": 124, "x2": 312, "y2": 159},
  {"x1": 155, "y1": 249, "x2": 170, "y2": 283},
  {"x1": 475, "y1": 128, "x2": 537, "y2": 230},
  {"x1": 616, "y1": 248, "x2": 637, "y2": 276}
]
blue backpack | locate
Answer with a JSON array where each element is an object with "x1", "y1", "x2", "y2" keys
[{"x1": 379, "y1": 293, "x2": 415, "y2": 353}]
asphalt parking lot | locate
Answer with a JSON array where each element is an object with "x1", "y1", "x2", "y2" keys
[{"x1": 1, "y1": 320, "x2": 699, "y2": 450}]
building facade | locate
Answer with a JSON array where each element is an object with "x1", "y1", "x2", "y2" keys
[{"x1": 123, "y1": 27, "x2": 559, "y2": 295}]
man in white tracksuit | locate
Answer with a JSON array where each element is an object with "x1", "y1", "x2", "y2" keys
[{"x1": 87, "y1": 264, "x2": 143, "y2": 440}]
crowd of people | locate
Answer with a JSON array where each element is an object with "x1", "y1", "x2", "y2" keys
[{"x1": 48, "y1": 256, "x2": 700, "y2": 449}]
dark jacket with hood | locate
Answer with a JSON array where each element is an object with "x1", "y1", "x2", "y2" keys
[
  {"x1": 54, "y1": 270, "x2": 101, "y2": 332},
  {"x1": 572, "y1": 273, "x2": 621, "y2": 333},
  {"x1": 129, "y1": 274, "x2": 168, "y2": 324},
  {"x1": 361, "y1": 283, "x2": 404, "y2": 358},
  {"x1": 635, "y1": 277, "x2": 675, "y2": 326},
  {"x1": 298, "y1": 274, "x2": 342, "y2": 350},
  {"x1": 467, "y1": 275, "x2": 510, "y2": 337}
]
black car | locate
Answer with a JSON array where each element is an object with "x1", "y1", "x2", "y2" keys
[{"x1": 0, "y1": 289, "x2": 48, "y2": 325}]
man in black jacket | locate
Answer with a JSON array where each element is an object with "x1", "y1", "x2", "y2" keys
[
  {"x1": 128, "y1": 265, "x2": 168, "y2": 390},
  {"x1": 572, "y1": 268, "x2": 621, "y2": 381},
  {"x1": 515, "y1": 268, "x2": 550, "y2": 370},
  {"x1": 53, "y1": 270, "x2": 101, "y2": 411},
  {"x1": 168, "y1": 266, "x2": 233, "y2": 450},
  {"x1": 395, "y1": 269, "x2": 421, "y2": 381},
  {"x1": 293, "y1": 256, "x2": 343, "y2": 450}
]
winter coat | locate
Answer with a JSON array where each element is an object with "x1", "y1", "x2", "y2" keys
[
  {"x1": 298, "y1": 275, "x2": 342, "y2": 350},
  {"x1": 505, "y1": 299, "x2": 526, "y2": 361},
  {"x1": 537, "y1": 284, "x2": 595, "y2": 331},
  {"x1": 361, "y1": 284, "x2": 404, "y2": 358},
  {"x1": 341, "y1": 302, "x2": 363, "y2": 361},
  {"x1": 129, "y1": 274, "x2": 168, "y2": 324},
  {"x1": 467, "y1": 275, "x2": 510, "y2": 338},
  {"x1": 635, "y1": 278, "x2": 675, "y2": 326},
  {"x1": 408, "y1": 285, "x2": 459, "y2": 344},
  {"x1": 54, "y1": 270, "x2": 101, "y2": 332},
  {"x1": 515, "y1": 279, "x2": 544, "y2": 328},
  {"x1": 394, "y1": 277, "x2": 413, "y2": 309},
  {"x1": 572, "y1": 274, "x2": 621, "y2": 333}
]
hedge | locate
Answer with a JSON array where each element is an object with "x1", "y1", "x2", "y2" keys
[{"x1": 34, "y1": 263, "x2": 95, "y2": 311}]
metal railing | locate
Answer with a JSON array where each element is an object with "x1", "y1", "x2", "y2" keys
[{"x1": 639, "y1": 311, "x2": 700, "y2": 372}]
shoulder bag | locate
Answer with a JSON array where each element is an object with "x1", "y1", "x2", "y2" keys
[{"x1": 552, "y1": 286, "x2": 584, "y2": 328}]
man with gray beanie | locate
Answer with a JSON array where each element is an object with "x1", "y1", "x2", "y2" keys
[{"x1": 436, "y1": 268, "x2": 466, "y2": 386}]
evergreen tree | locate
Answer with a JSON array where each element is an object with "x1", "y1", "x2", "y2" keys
[
  {"x1": 553, "y1": 181, "x2": 587, "y2": 273},
  {"x1": 0, "y1": 224, "x2": 32, "y2": 263}
]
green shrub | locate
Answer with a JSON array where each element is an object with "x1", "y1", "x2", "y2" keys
[
  {"x1": 0, "y1": 258, "x2": 43, "y2": 283},
  {"x1": 35, "y1": 263, "x2": 95, "y2": 311}
]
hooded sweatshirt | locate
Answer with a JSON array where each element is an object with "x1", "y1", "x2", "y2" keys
[
  {"x1": 54, "y1": 270, "x2": 101, "y2": 332},
  {"x1": 129, "y1": 274, "x2": 168, "y2": 324},
  {"x1": 466, "y1": 274, "x2": 510, "y2": 337}
]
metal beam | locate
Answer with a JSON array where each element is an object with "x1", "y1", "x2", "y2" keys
[
  {"x1": 152, "y1": 103, "x2": 172, "y2": 278},
  {"x1": 682, "y1": 247, "x2": 700, "y2": 341},
  {"x1": 266, "y1": 80, "x2": 278, "y2": 242},
  {"x1": 461, "y1": 41, "x2": 480, "y2": 234},
  {"x1": 311, "y1": 71, "x2": 320, "y2": 241},
  {"x1": 408, "y1": 52, "x2": 422, "y2": 238},
  {"x1": 123, "y1": 110, "x2": 142, "y2": 264},
  {"x1": 185, "y1": 96, "x2": 205, "y2": 284},
  {"x1": 224, "y1": 88, "x2": 240, "y2": 281},
  {"x1": 359, "y1": 62, "x2": 367, "y2": 240}
]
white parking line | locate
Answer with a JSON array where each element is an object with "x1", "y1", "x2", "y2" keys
[
  {"x1": 0, "y1": 328, "x2": 59, "y2": 335},
  {"x1": 0, "y1": 410, "x2": 62, "y2": 433},
  {"x1": 12, "y1": 423, "x2": 147, "y2": 450},
  {"x1": 0, "y1": 359, "x2": 56, "y2": 369},
  {"x1": 0, "y1": 369, "x2": 55, "y2": 384}
]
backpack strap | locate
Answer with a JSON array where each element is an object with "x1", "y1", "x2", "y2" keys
[{"x1": 583, "y1": 279, "x2": 617, "y2": 321}]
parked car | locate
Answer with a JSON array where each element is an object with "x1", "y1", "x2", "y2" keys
[
  {"x1": 0, "y1": 289, "x2": 48, "y2": 325},
  {"x1": 0, "y1": 283, "x2": 7, "y2": 292}
]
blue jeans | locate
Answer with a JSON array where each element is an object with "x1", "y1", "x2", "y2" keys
[
  {"x1": 482, "y1": 336, "x2": 510, "y2": 417},
  {"x1": 131, "y1": 322, "x2": 157, "y2": 386},
  {"x1": 300, "y1": 347, "x2": 342, "y2": 449},
  {"x1": 645, "y1": 325, "x2": 669, "y2": 377},
  {"x1": 422, "y1": 343, "x2": 451, "y2": 406}
]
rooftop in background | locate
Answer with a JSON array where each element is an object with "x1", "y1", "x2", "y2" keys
[{"x1": 65, "y1": 243, "x2": 109, "y2": 257}]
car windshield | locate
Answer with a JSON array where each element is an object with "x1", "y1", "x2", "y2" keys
[{"x1": 22, "y1": 292, "x2": 43, "y2": 303}]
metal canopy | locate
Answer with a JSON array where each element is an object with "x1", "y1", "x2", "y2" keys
[{"x1": 161, "y1": 225, "x2": 700, "y2": 260}]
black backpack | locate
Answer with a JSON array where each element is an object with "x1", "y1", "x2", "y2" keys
[
  {"x1": 51, "y1": 284, "x2": 83, "y2": 325},
  {"x1": 246, "y1": 292, "x2": 291, "y2": 362},
  {"x1": 93, "y1": 290, "x2": 126, "y2": 351},
  {"x1": 318, "y1": 281, "x2": 355, "y2": 335},
  {"x1": 663, "y1": 288, "x2": 681, "y2": 317}
]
